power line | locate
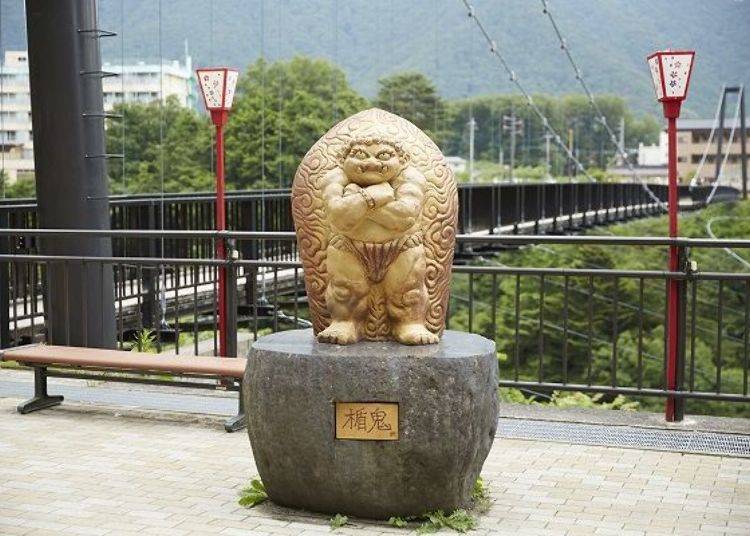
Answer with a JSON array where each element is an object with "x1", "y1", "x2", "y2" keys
[
  {"x1": 459, "y1": 0, "x2": 596, "y2": 183},
  {"x1": 538, "y1": 0, "x2": 666, "y2": 208}
]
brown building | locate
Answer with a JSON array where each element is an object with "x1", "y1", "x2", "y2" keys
[{"x1": 675, "y1": 119, "x2": 748, "y2": 186}]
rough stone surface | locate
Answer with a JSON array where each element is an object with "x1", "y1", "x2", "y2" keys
[{"x1": 244, "y1": 329, "x2": 499, "y2": 519}]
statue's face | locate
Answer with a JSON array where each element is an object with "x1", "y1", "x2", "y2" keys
[{"x1": 342, "y1": 142, "x2": 403, "y2": 186}]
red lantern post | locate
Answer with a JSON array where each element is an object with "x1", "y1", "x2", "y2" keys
[
  {"x1": 646, "y1": 50, "x2": 695, "y2": 421},
  {"x1": 196, "y1": 67, "x2": 239, "y2": 357}
]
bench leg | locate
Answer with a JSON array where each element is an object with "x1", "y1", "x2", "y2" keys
[
  {"x1": 17, "y1": 367, "x2": 64, "y2": 414},
  {"x1": 224, "y1": 383, "x2": 246, "y2": 433}
]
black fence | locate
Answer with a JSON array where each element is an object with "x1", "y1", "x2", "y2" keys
[
  {"x1": 1, "y1": 228, "x2": 748, "y2": 416},
  {"x1": 0, "y1": 183, "x2": 739, "y2": 262}
]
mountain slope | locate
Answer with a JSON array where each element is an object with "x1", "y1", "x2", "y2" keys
[{"x1": 2, "y1": 0, "x2": 748, "y2": 117}]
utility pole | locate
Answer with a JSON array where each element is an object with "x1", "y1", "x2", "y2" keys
[
  {"x1": 468, "y1": 116, "x2": 476, "y2": 182},
  {"x1": 503, "y1": 112, "x2": 523, "y2": 181},
  {"x1": 498, "y1": 117, "x2": 504, "y2": 168},
  {"x1": 543, "y1": 133, "x2": 553, "y2": 179},
  {"x1": 567, "y1": 127, "x2": 574, "y2": 182},
  {"x1": 741, "y1": 87, "x2": 748, "y2": 200},
  {"x1": 617, "y1": 116, "x2": 626, "y2": 167}
]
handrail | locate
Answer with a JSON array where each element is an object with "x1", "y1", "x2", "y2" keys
[{"x1": 1, "y1": 227, "x2": 749, "y2": 249}]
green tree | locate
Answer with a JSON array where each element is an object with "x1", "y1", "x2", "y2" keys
[
  {"x1": 1, "y1": 170, "x2": 36, "y2": 199},
  {"x1": 374, "y1": 71, "x2": 448, "y2": 146},
  {"x1": 225, "y1": 57, "x2": 368, "y2": 189},
  {"x1": 443, "y1": 94, "x2": 659, "y2": 175},
  {"x1": 106, "y1": 96, "x2": 214, "y2": 194}
]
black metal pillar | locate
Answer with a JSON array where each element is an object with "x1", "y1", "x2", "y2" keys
[
  {"x1": 715, "y1": 86, "x2": 747, "y2": 199},
  {"x1": 0, "y1": 211, "x2": 9, "y2": 348},
  {"x1": 25, "y1": 0, "x2": 116, "y2": 348},
  {"x1": 739, "y1": 88, "x2": 747, "y2": 200},
  {"x1": 715, "y1": 91, "x2": 726, "y2": 183}
]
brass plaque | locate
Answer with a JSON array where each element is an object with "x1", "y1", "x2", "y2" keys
[{"x1": 335, "y1": 402, "x2": 398, "y2": 440}]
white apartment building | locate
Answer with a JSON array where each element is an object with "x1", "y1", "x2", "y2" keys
[
  {"x1": 0, "y1": 51, "x2": 34, "y2": 182},
  {"x1": 101, "y1": 55, "x2": 195, "y2": 110},
  {"x1": 0, "y1": 50, "x2": 195, "y2": 183},
  {"x1": 637, "y1": 131, "x2": 668, "y2": 167}
]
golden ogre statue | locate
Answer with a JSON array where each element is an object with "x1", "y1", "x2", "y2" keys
[{"x1": 292, "y1": 108, "x2": 457, "y2": 345}]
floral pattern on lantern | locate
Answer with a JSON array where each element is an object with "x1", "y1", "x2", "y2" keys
[
  {"x1": 661, "y1": 54, "x2": 693, "y2": 99},
  {"x1": 196, "y1": 68, "x2": 239, "y2": 111},
  {"x1": 648, "y1": 55, "x2": 664, "y2": 100},
  {"x1": 224, "y1": 70, "x2": 239, "y2": 109},
  {"x1": 646, "y1": 50, "x2": 695, "y2": 102}
]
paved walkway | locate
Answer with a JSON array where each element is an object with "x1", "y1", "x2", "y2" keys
[{"x1": 1, "y1": 398, "x2": 748, "y2": 536}]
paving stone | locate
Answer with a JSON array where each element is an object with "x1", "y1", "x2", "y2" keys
[{"x1": 0, "y1": 396, "x2": 748, "y2": 535}]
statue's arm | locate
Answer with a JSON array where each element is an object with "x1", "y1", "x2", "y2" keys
[
  {"x1": 322, "y1": 169, "x2": 368, "y2": 227},
  {"x1": 366, "y1": 168, "x2": 426, "y2": 232}
]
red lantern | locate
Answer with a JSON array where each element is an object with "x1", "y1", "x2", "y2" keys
[{"x1": 646, "y1": 50, "x2": 695, "y2": 118}]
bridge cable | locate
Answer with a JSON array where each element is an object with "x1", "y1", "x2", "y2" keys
[
  {"x1": 158, "y1": 0, "x2": 168, "y2": 330},
  {"x1": 331, "y1": 0, "x2": 339, "y2": 124},
  {"x1": 120, "y1": 0, "x2": 126, "y2": 194},
  {"x1": 459, "y1": 0, "x2": 596, "y2": 184},
  {"x1": 706, "y1": 217, "x2": 750, "y2": 270},
  {"x1": 688, "y1": 85, "x2": 726, "y2": 189},
  {"x1": 259, "y1": 0, "x2": 268, "y2": 299},
  {"x1": 706, "y1": 85, "x2": 743, "y2": 205},
  {"x1": 433, "y1": 0, "x2": 440, "y2": 138},
  {"x1": 538, "y1": 0, "x2": 666, "y2": 209},
  {"x1": 209, "y1": 0, "x2": 214, "y2": 175},
  {"x1": 277, "y1": 0, "x2": 285, "y2": 188}
]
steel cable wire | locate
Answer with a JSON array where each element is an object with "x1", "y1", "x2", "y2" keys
[
  {"x1": 537, "y1": 0, "x2": 666, "y2": 208},
  {"x1": 459, "y1": 0, "x2": 596, "y2": 184}
]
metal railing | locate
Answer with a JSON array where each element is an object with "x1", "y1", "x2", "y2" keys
[
  {"x1": 0, "y1": 228, "x2": 748, "y2": 418},
  {"x1": 1, "y1": 183, "x2": 739, "y2": 259}
]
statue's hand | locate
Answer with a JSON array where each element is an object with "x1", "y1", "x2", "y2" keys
[
  {"x1": 343, "y1": 183, "x2": 362, "y2": 196},
  {"x1": 365, "y1": 182, "x2": 395, "y2": 208}
]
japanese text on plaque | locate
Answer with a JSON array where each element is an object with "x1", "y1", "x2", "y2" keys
[{"x1": 335, "y1": 402, "x2": 398, "y2": 440}]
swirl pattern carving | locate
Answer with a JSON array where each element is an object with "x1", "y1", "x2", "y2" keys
[{"x1": 291, "y1": 108, "x2": 457, "y2": 340}]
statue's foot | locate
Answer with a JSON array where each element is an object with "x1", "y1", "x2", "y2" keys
[
  {"x1": 318, "y1": 321, "x2": 360, "y2": 345},
  {"x1": 393, "y1": 323, "x2": 439, "y2": 345}
]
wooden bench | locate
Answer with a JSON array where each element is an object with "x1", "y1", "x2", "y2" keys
[{"x1": 0, "y1": 344, "x2": 247, "y2": 432}]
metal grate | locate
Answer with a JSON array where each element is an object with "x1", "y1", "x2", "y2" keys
[{"x1": 497, "y1": 418, "x2": 750, "y2": 458}]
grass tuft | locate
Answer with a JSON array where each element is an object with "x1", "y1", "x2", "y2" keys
[{"x1": 330, "y1": 513, "x2": 349, "y2": 530}]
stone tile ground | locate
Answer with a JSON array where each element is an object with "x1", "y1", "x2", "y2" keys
[{"x1": 0, "y1": 397, "x2": 748, "y2": 536}]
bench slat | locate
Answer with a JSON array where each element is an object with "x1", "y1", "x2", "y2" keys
[{"x1": 1, "y1": 345, "x2": 246, "y2": 378}]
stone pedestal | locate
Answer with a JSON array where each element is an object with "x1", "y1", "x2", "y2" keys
[{"x1": 244, "y1": 329, "x2": 498, "y2": 520}]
